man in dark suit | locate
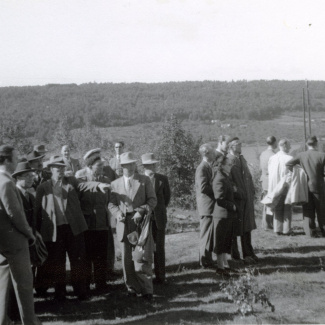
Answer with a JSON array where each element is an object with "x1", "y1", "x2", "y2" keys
[
  {"x1": 108, "y1": 152, "x2": 157, "y2": 300},
  {"x1": 142, "y1": 153, "x2": 171, "y2": 284},
  {"x1": 61, "y1": 145, "x2": 81, "y2": 176},
  {"x1": 0, "y1": 145, "x2": 40, "y2": 324},
  {"x1": 195, "y1": 143, "x2": 216, "y2": 268},
  {"x1": 286, "y1": 136, "x2": 325, "y2": 237},
  {"x1": 34, "y1": 156, "x2": 110, "y2": 301},
  {"x1": 109, "y1": 141, "x2": 124, "y2": 177}
]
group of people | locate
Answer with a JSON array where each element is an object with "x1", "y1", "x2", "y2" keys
[
  {"x1": 260, "y1": 135, "x2": 325, "y2": 238},
  {"x1": 196, "y1": 136, "x2": 258, "y2": 275},
  {"x1": 0, "y1": 141, "x2": 170, "y2": 324},
  {"x1": 1, "y1": 133, "x2": 324, "y2": 324}
]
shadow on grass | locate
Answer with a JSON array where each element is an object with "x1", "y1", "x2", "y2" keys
[{"x1": 257, "y1": 245, "x2": 325, "y2": 254}]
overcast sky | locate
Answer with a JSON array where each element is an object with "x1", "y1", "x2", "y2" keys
[{"x1": 0, "y1": 0, "x2": 324, "y2": 86}]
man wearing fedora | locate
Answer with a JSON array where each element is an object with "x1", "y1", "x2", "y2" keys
[
  {"x1": 142, "y1": 153, "x2": 170, "y2": 284},
  {"x1": 34, "y1": 144, "x2": 48, "y2": 157},
  {"x1": 61, "y1": 145, "x2": 80, "y2": 176},
  {"x1": 27, "y1": 150, "x2": 51, "y2": 194},
  {"x1": 108, "y1": 152, "x2": 157, "y2": 300},
  {"x1": 76, "y1": 148, "x2": 117, "y2": 278},
  {"x1": 34, "y1": 156, "x2": 110, "y2": 301},
  {"x1": 0, "y1": 145, "x2": 41, "y2": 324},
  {"x1": 109, "y1": 141, "x2": 124, "y2": 177}
]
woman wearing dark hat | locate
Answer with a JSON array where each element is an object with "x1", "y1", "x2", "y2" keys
[{"x1": 212, "y1": 156, "x2": 237, "y2": 275}]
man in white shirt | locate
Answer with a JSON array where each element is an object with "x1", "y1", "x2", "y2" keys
[{"x1": 109, "y1": 141, "x2": 124, "y2": 177}]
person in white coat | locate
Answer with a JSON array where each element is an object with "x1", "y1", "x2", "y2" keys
[{"x1": 267, "y1": 139, "x2": 293, "y2": 235}]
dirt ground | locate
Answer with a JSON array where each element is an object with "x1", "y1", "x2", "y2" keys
[{"x1": 34, "y1": 211, "x2": 325, "y2": 325}]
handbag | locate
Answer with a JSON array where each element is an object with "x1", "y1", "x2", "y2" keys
[{"x1": 29, "y1": 231, "x2": 48, "y2": 267}]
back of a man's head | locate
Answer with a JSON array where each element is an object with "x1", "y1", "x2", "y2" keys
[
  {"x1": 0, "y1": 145, "x2": 15, "y2": 165},
  {"x1": 278, "y1": 139, "x2": 290, "y2": 151},
  {"x1": 199, "y1": 143, "x2": 213, "y2": 157},
  {"x1": 266, "y1": 136, "x2": 277, "y2": 146},
  {"x1": 306, "y1": 136, "x2": 318, "y2": 148}
]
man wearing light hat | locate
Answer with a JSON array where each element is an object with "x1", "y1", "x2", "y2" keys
[
  {"x1": 76, "y1": 148, "x2": 117, "y2": 277},
  {"x1": 109, "y1": 152, "x2": 157, "y2": 300},
  {"x1": 142, "y1": 153, "x2": 170, "y2": 284},
  {"x1": 34, "y1": 156, "x2": 110, "y2": 301}
]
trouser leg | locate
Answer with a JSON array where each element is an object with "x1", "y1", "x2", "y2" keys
[
  {"x1": 152, "y1": 221, "x2": 166, "y2": 282},
  {"x1": 241, "y1": 232, "x2": 254, "y2": 258},
  {"x1": 6, "y1": 245, "x2": 41, "y2": 325},
  {"x1": 65, "y1": 227, "x2": 87, "y2": 296},
  {"x1": 92, "y1": 231, "x2": 108, "y2": 286},
  {"x1": 283, "y1": 204, "x2": 292, "y2": 234},
  {"x1": 313, "y1": 193, "x2": 325, "y2": 233},
  {"x1": 107, "y1": 226, "x2": 115, "y2": 273},
  {"x1": 303, "y1": 191, "x2": 317, "y2": 237},
  {"x1": 0, "y1": 255, "x2": 11, "y2": 325},
  {"x1": 84, "y1": 230, "x2": 93, "y2": 288},
  {"x1": 134, "y1": 260, "x2": 153, "y2": 295},
  {"x1": 199, "y1": 216, "x2": 213, "y2": 266},
  {"x1": 231, "y1": 236, "x2": 241, "y2": 259}
]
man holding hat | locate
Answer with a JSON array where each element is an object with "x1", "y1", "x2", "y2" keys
[
  {"x1": 142, "y1": 153, "x2": 171, "y2": 284},
  {"x1": 61, "y1": 145, "x2": 80, "y2": 176},
  {"x1": 34, "y1": 156, "x2": 110, "y2": 301},
  {"x1": 227, "y1": 137, "x2": 258, "y2": 264},
  {"x1": 108, "y1": 152, "x2": 157, "y2": 300}
]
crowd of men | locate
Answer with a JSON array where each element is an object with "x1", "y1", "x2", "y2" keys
[{"x1": 1, "y1": 133, "x2": 324, "y2": 324}]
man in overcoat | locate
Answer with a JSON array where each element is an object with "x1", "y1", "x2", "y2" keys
[
  {"x1": 141, "y1": 153, "x2": 171, "y2": 284},
  {"x1": 195, "y1": 143, "x2": 216, "y2": 268},
  {"x1": 227, "y1": 137, "x2": 258, "y2": 263}
]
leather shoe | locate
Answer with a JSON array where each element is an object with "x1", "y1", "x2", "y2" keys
[
  {"x1": 244, "y1": 256, "x2": 256, "y2": 264},
  {"x1": 127, "y1": 290, "x2": 137, "y2": 297},
  {"x1": 216, "y1": 268, "x2": 231, "y2": 277},
  {"x1": 142, "y1": 294, "x2": 153, "y2": 302}
]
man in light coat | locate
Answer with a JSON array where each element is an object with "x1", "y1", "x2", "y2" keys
[
  {"x1": 259, "y1": 136, "x2": 277, "y2": 230},
  {"x1": 108, "y1": 152, "x2": 157, "y2": 300},
  {"x1": 0, "y1": 145, "x2": 41, "y2": 325},
  {"x1": 195, "y1": 143, "x2": 216, "y2": 268},
  {"x1": 142, "y1": 153, "x2": 171, "y2": 284},
  {"x1": 268, "y1": 139, "x2": 293, "y2": 235}
]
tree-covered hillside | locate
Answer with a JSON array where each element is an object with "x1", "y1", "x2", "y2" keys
[{"x1": 1, "y1": 80, "x2": 324, "y2": 141}]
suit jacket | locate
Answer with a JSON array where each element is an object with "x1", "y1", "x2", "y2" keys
[
  {"x1": 34, "y1": 176, "x2": 101, "y2": 242},
  {"x1": 0, "y1": 172, "x2": 34, "y2": 255},
  {"x1": 76, "y1": 166, "x2": 117, "y2": 184},
  {"x1": 260, "y1": 148, "x2": 276, "y2": 191},
  {"x1": 152, "y1": 173, "x2": 171, "y2": 230},
  {"x1": 109, "y1": 157, "x2": 123, "y2": 177},
  {"x1": 195, "y1": 160, "x2": 214, "y2": 216},
  {"x1": 286, "y1": 149, "x2": 325, "y2": 194},
  {"x1": 108, "y1": 174, "x2": 157, "y2": 242},
  {"x1": 18, "y1": 189, "x2": 36, "y2": 231},
  {"x1": 63, "y1": 157, "x2": 80, "y2": 175},
  {"x1": 77, "y1": 173, "x2": 111, "y2": 230},
  {"x1": 212, "y1": 169, "x2": 236, "y2": 220}
]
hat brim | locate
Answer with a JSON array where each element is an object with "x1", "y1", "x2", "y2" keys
[
  {"x1": 120, "y1": 159, "x2": 137, "y2": 165},
  {"x1": 142, "y1": 160, "x2": 159, "y2": 165},
  {"x1": 28, "y1": 154, "x2": 45, "y2": 162},
  {"x1": 12, "y1": 168, "x2": 36, "y2": 178}
]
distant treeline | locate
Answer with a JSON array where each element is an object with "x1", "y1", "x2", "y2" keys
[{"x1": 1, "y1": 80, "x2": 325, "y2": 141}]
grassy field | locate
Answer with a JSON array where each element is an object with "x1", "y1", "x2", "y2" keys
[{"x1": 34, "y1": 209, "x2": 325, "y2": 325}]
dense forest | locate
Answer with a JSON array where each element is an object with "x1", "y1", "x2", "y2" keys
[{"x1": 0, "y1": 80, "x2": 324, "y2": 141}]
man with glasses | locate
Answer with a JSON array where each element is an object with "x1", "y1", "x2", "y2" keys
[
  {"x1": 109, "y1": 141, "x2": 124, "y2": 177},
  {"x1": 227, "y1": 137, "x2": 258, "y2": 264}
]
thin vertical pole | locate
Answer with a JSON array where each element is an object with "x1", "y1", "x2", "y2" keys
[
  {"x1": 306, "y1": 80, "x2": 311, "y2": 135},
  {"x1": 303, "y1": 88, "x2": 307, "y2": 150}
]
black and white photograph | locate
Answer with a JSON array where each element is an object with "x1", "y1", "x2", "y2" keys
[{"x1": 0, "y1": 0, "x2": 325, "y2": 324}]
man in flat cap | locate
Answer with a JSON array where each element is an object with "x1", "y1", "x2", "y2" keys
[
  {"x1": 61, "y1": 145, "x2": 80, "y2": 176},
  {"x1": 0, "y1": 145, "x2": 40, "y2": 324},
  {"x1": 195, "y1": 143, "x2": 216, "y2": 268},
  {"x1": 109, "y1": 141, "x2": 124, "y2": 177},
  {"x1": 227, "y1": 137, "x2": 258, "y2": 264},
  {"x1": 142, "y1": 153, "x2": 171, "y2": 284},
  {"x1": 34, "y1": 156, "x2": 110, "y2": 301},
  {"x1": 286, "y1": 136, "x2": 325, "y2": 237},
  {"x1": 76, "y1": 148, "x2": 117, "y2": 278},
  {"x1": 109, "y1": 152, "x2": 157, "y2": 301},
  {"x1": 259, "y1": 136, "x2": 277, "y2": 231}
]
